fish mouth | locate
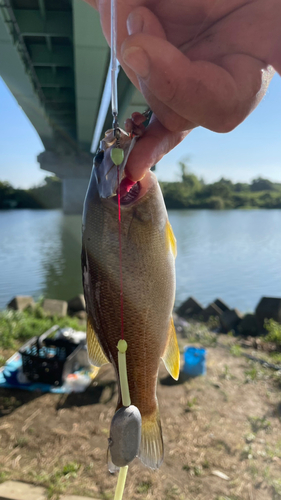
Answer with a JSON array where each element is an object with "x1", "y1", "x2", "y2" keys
[
  {"x1": 109, "y1": 171, "x2": 156, "y2": 207},
  {"x1": 113, "y1": 179, "x2": 141, "y2": 206}
]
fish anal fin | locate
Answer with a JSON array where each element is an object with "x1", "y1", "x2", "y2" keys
[
  {"x1": 138, "y1": 406, "x2": 163, "y2": 469},
  {"x1": 161, "y1": 317, "x2": 180, "y2": 380},
  {"x1": 89, "y1": 366, "x2": 100, "y2": 380},
  {"x1": 165, "y1": 220, "x2": 177, "y2": 258},
  {"x1": 87, "y1": 317, "x2": 109, "y2": 367}
]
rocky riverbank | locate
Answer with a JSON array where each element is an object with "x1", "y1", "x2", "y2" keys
[
  {"x1": 175, "y1": 295, "x2": 281, "y2": 339},
  {"x1": 6, "y1": 295, "x2": 86, "y2": 321}
]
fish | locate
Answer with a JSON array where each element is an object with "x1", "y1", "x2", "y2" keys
[{"x1": 82, "y1": 127, "x2": 180, "y2": 469}]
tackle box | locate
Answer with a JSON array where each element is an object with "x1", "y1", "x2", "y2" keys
[{"x1": 19, "y1": 325, "x2": 83, "y2": 386}]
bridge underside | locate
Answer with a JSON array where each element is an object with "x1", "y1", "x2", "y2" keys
[{"x1": 0, "y1": 0, "x2": 147, "y2": 213}]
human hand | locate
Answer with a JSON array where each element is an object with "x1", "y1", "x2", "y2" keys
[{"x1": 87, "y1": 0, "x2": 280, "y2": 181}]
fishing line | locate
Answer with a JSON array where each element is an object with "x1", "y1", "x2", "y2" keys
[
  {"x1": 111, "y1": 0, "x2": 118, "y2": 118},
  {"x1": 110, "y1": 1, "x2": 142, "y2": 497},
  {"x1": 117, "y1": 165, "x2": 124, "y2": 341}
]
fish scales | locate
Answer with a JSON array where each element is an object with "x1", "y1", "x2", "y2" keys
[{"x1": 82, "y1": 165, "x2": 180, "y2": 469}]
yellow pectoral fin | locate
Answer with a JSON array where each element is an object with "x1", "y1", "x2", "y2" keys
[
  {"x1": 165, "y1": 220, "x2": 177, "y2": 258},
  {"x1": 161, "y1": 317, "x2": 180, "y2": 380},
  {"x1": 87, "y1": 317, "x2": 109, "y2": 367}
]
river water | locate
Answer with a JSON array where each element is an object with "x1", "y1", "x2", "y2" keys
[{"x1": 0, "y1": 209, "x2": 281, "y2": 312}]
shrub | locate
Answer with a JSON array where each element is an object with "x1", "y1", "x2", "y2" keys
[
  {"x1": 264, "y1": 319, "x2": 281, "y2": 346},
  {"x1": 205, "y1": 196, "x2": 225, "y2": 209}
]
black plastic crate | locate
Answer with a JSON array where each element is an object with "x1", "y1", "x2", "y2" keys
[{"x1": 19, "y1": 326, "x2": 83, "y2": 386}]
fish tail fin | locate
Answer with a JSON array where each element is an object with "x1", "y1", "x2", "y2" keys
[{"x1": 138, "y1": 405, "x2": 164, "y2": 469}]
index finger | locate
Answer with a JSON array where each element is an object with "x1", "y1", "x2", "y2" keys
[
  {"x1": 125, "y1": 116, "x2": 190, "y2": 182},
  {"x1": 121, "y1": 33, "x2": 266, "y2": 133}
]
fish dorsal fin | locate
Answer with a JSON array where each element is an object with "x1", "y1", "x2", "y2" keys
[
  {"x1": 165, "y1": 220, "x2": 177, "y2": 258},
  {"x1": 87, "y1": 317, "x2": 109, "y2": 367},
  {"x1": 161, "y1": 317, "x2": 180, "y2": 380},
  {"x1": 138, "y1": 405, "x2": 164, "y2": 469}
]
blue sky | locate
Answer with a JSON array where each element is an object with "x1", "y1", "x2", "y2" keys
[{"x1": 0, "y1": 73, "x2": 280, "y2": 188}]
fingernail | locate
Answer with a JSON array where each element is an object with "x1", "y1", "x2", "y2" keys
[
  {"x1": 127, "y1": 12, "x2": 143, "y2": 35},
  {"x1": 122, "y1": 47, "x2": 149, "y2": 78}
]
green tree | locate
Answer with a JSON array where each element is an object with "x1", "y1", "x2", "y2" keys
[
  {"x1": 250, "y1": 177, "x2": 274, "y2": 191},
  {"x1": 179, "y1": 161, "x2": 202, "y2": 194},
  {"x1": 205, "y1": 178, "x2": 232, "y2": 199},
  {"x1": 0, "y1": 181, "x2": 16, "y2": 208}
]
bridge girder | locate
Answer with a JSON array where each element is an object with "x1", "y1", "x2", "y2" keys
[{"x1": 0, "y1": 0, "x2": 148, "y2": 212}]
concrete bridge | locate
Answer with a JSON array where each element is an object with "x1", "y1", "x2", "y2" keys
[{"x1": 0, "y1": 0, "x2": 147, "y2": 213}]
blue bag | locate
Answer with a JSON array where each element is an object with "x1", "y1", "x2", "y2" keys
[{"x1": 183, "y1": 347, "x2": 206, "y2": 377}]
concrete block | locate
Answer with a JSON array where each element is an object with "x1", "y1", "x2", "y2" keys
[
  {"x1": 0, "y1": 481, "x2": 45, "y2": 500},
  {"x1": 214, "y1": 298, "x2": 230, "y2": 312},
  {"x1": 238, "y1": 314, "x2": 259, "y2": 337},
  {"x1": 220, "y1": 309, "x2": 243, "y2": 333},
  {"x1": 7, "y1": 296, "x2": 35, "y2": 311},
  {"x1": 202, "y1": 302, "x2": 223, "y2": 321},
  {"x1": 255, "y1": 297, "x2": 281, "y2": 331},
  {"x1": 74, "y1": 310, "x2": 87, "y2": 321},
  {"x1": 43, "y1": 299, "x2": 68, "y2": 317},
  {"x1": 176, "y1": 296, "x2": 204, "y2": 318},
  {"x1": 68, "y1": 294, "x2": 86, "y2": 313}
]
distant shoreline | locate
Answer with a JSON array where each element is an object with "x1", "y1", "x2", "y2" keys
[{"x1": 1, "y1": 170, "x2": 281, "y2": 210}]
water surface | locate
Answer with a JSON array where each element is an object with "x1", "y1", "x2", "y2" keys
[{"x1": 0, "y1": 209, "x2": 281, "y2": 312}]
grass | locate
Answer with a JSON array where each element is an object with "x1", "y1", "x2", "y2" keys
[
  {"x1": 182, "y1": 322, "x2": 217, "y2": 347},
  {"x1": 0, "y1": 396, "x2": 21, "y2": 414},
  {"x1": 265, "y1": 443, "x2": 281, "y2": 460},
  {"x1": 244, "y1": 433, "x2": 255, "y2": 443},
  {"x1": 244, "y1": 366, "x2": 259, "y2": 382},
  {"x1": 183, "y1": 464, "x2": 203, "y2": 476},
  {"x1": 14, "y1": 436, "x2": 29, "y2": 448},
  {"x1": 244, "y1": 363, "x2": 269, "y2": 383},
  {"x1": 206, "y1": 315, "x2": 220, "y2": 330},
  {"x1": 248, "y1": 416, "x2": 271, "y2": 433},
  {"x1": 202, "y1": 459, "x2": 210, "y2": 469},
  {"x1": 164, "y1": 485, "x2": 184, "y2": 500},
  {"x1": 0, "y1": 301, "x2": 85, "y2": 355},
  {"x1": 185, "y1": 396, "x2": 198, "y2": 412},
  {"x1": 136, "y1": 480, "x2": 153, "y2": 494},
  {"x1": 0, "y1": 471, "x2": 8, "y2": 484},
  {"x1": 264, "y1": 319, "x2": 281, "y2": 346},
  {"x1": 240, "y1": 445, "x2": 253, "y2": 460},
  {"x1": 268, "y1": 352, "x2": 281, "y2": 363},
  {"x1": 230, "y1": 344, "x2": 242, "y2": 357},
  {"x1": 29, "y1": 462, "x2": 82, "y2": 500},
  {"x1": 221, "y1": 364, "x2": 233, "y2": 380},
  {"x1": 261, "y1": 467, "x2": 281, "y2": 499},
  {"x1": 248, "y1": 464, "x2": 259, "y2": 478},
  {"x1": 272, "y1": 479, "x2": 281, "y2": 497}
]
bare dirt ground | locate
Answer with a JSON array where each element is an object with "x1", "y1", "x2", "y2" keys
[{"x1": 1, "y1": 331, "x2": 281, "y2": 500}]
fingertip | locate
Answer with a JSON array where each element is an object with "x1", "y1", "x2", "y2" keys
[
  {"x1": 125, "y1": 162, "x2": 148, "y2": 183},
  {"x1": 124, "y1": 118, "x2": 133, "y2": 133},
  {"x1": 131, "y1": 111, "x2": 147, "y2": 125},
  {"x1": 125, "y1": 119, "x2": 191, "y2": 182}
]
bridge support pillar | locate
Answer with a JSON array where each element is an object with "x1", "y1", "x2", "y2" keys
[{"x1": 38, "y1": 151, "x2": 94, "y2": 215}]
